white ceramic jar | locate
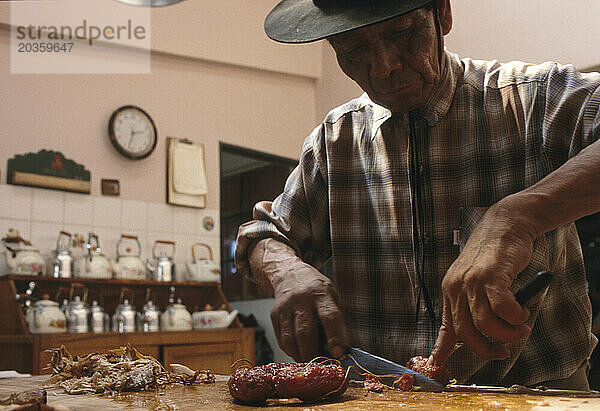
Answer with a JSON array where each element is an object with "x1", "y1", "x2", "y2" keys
[
  {"x1": 160, "y1": 302, "x2": 192, "y2": 331},
  {"x1": 26, "y1": 297, "x2": 67, "y2": 334}
]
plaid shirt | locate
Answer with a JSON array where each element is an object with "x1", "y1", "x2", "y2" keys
[{"x1": 236, "y1": 52, "x2": 600, "y2": 385}]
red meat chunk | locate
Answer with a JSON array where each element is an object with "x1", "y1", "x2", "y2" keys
[
  {"x1": 393, "y1": 373, "x2": 414, "y2": 391},
  {"x1": 227, "y1": 365, "x2": 275, "y2": 404},
  {"x1": 228, "y1": 362, "x2": 348, "y2": 404},
  {"x1": 273, "y1": 363, "x2": 348, "y2": 401},
  {"x1": 406, "y1": 355, "x2": 450, "y2": 385},
  {"x1": 364, "y1": 374, "x2": 385, "y2": 392}
]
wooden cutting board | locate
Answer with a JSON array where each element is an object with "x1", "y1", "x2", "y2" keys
[{"x1": 2, "y1": 376, "x2": 600, "y2": 410}]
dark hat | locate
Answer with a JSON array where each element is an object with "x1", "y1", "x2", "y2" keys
[{"x1": 265, "y1": 0, "x2": 433, "y2": 44}]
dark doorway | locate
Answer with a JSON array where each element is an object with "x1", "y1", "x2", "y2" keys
[
  {"x1": 219, "y1": 143, "x2": 298, "y2": 302},
  {"x1": 576, "y1": 213, "x2": 600, "y2": 390}
]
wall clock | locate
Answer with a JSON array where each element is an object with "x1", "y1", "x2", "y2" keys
[{"x1": 108, "y1": 105, "x2": 157, "y2": 160}]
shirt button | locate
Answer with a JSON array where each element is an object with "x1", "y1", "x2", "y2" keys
[{"x1": 418, "y1": 162, "x2": 424, "y2": 174}]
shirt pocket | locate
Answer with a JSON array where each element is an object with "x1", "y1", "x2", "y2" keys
[{"x1": 458, "y1": 206, "x2": 551, "y2": 293}]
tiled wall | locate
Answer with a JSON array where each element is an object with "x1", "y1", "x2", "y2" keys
[{"x1": 0, "y1": 183, "x2": 220, "y2": 274}]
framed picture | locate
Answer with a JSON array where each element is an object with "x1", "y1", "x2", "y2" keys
[{"x1": 101, "y1": 179, "x2": 120, "y2": 196}]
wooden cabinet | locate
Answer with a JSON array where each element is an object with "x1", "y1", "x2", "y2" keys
[
  {"x1": 164, "y1": 343, "x2": 239, "y2": 375},
  {"x1": 0, "y1": 275, "x2": 254, "y2": 375}
]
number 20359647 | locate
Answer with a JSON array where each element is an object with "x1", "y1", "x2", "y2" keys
[{"x1": 18, "y1": 42, "x2": 74, "y2": 53}]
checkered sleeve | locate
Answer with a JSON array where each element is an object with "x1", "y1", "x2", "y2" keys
[
  {"x1": 542, "y1": 64, "x2": 600, "y2": 168},
  {"x1": 234, "y1": 124, "x2": 332, "y2": 281}
]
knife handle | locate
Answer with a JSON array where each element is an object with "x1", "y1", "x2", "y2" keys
[{"x1": 514, "y1": 270, "x2": 553, "y2": 305}]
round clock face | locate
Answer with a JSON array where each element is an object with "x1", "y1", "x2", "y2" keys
[{"x1": 108, "y1": 105, "x2": 157, "y2": 160}]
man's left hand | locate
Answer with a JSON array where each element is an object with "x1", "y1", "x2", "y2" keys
[{"x1": 428, "y1": 198, "x2": 537, "y2": 365}]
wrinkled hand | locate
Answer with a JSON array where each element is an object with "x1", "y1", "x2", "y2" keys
[
  {"x1": 270, "y1": 261, "x2": 346, "y2": 362},
  {"x1": 248, "y1": 238, "x2": 346, "y2": 362},
  {"x1": 429, "y1": 200, "x2": 538, "y2": 366}
]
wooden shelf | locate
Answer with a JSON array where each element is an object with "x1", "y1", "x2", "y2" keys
[
  {"x1": 4, "y1": 274, "x2": 221, "y2": 288},
  {"x1": 0, "y1": 275, "x2": 255, "y2": 375},
  {"x1": 2, "y1": 274, "x2": 233, "y2": 336}
]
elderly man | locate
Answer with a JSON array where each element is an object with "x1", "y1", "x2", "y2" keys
[{"x1": 235, "y1": 0, "x2": 600, "y2": 389}]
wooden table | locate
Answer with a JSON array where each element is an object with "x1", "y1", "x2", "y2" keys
[{"x1": 3, "y1": 376, "x2": 600, "y2": 410}]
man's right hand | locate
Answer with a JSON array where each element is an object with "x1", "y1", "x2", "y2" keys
[{"x1": 248, "y1": 238, "x2": 347, "y2": 362}]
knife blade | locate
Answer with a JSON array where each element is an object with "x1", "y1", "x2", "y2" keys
[
  {"x1": 339, "y1": 347, "x2": 445, "y2": 392},
  {"x1": 337, "y1": 270, "x2": 554, "y2": 392}
]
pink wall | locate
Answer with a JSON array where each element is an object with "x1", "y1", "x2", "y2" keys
[{"x1": 0, "y1": 1, "x2": 320, "y2": 208}]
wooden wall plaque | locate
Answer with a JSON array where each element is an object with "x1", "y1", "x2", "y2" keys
[{"x1": 7, "y1": 150, "x2": 91, "y2": 194}]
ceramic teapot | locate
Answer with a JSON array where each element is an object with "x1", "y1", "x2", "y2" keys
[
  {"x1": 89, "y1": 300, "x2": 110, "y2": 333},
  {"x1": 112, "y1": 298, "x2": 136, "y2": 333},
  {"x1": 147, "y1": 240, "x2": 176, "y2": 282},
  {"x1": 113, "y1": 234, "x2": 146, "y2": 280},
  {"x1": 77, "y1": 233, "x2": 112, "y2": 279},
  {"x1": 186, "y1": 243, "x2": 221, "y2": 282},
  {"x1": 137, "y1": 300, "x2": 161, "y2": 332},
  {"x1": 1, "y1": 230, "x2": 45, "y2": 275},
  {"x1": 65, "y1": 296, "x2": 89, "y2": 333},
  {"x1": 26, "y1": 294, "x2": 67, "y2": 334},
  {"x1": 160, "y1": 299, "x2": 191, "y2": 331},
  {"x1": 192, "y1": 305, "x2": 238, "y2": 329},
  {"x1": 51, "y1": 231, "x2": 73, "y2": 278}
]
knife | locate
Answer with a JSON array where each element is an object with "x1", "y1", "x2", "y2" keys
[
  {"x1": 338, "y1": 270, "x2": 553, "y2": 392},
  {"x1": 339, "y1": 347, "x2": 445, "y2": 392},
  {"x1": 446, "y1": 384, "x2": 600, "y2": 397}
]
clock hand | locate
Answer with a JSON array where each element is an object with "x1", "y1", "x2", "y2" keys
[{"x1": 127, "y1": 129, "x2": 135, "y2": 150}]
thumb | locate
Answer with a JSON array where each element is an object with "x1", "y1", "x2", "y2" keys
[{"x1": 428, "y1": 304, "x2": 457, "y2": 366}]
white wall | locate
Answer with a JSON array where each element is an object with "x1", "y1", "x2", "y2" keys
[
  {"x1": 446, "y1": 0, "x2": 600, "y2": 68},
  {"x1": 0, "y1": 183, "x2": 220, "y2": 273},
  {"x1": 149, "y1": 0, "x2": 322, "y2": 78},
  {"x1": 314, "y1": 0, "x2": 600, "y2": 121}
]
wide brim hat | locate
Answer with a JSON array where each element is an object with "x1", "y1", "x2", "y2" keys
[{"x1": 265, "y1": 0, "x2": 432, "y2": 44}]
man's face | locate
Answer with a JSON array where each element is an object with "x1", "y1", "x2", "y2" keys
[{"x1": 330, "y1": 8, "x2": 443, "y2": 113}]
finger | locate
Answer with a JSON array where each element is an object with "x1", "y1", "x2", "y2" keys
[
  {"x1": 487, "y1": 286, "x2": 530, "y2": 325},
  {"x1": 472, "y1": 309, "x2": 531, "y2": 344},
  {"x1": 294, "y1": 308, "x2": 319, "y2": 361},
  {"x1": 455, "y1": 303, "x2": 510, "y2": 361},
  {"x1": 470, "y1": 290, "x2": 531, "y2": 344},
  {"x1": 272, "y1": 309, "x2": 300, "y2": 361},
  {"x1": 428, "y1": 298, "x2": 457, "y2": 366},
  {"x1": 315, "y1": 294, "x2": 347, "y2": 358}
]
